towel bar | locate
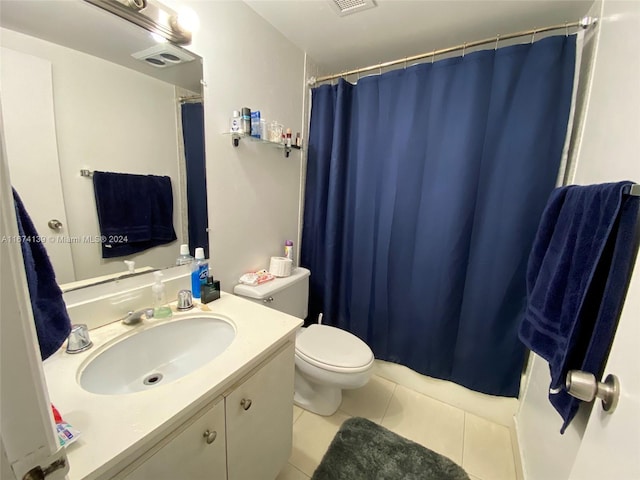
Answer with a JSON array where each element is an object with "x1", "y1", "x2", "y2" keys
[{"x1": 623, "y1": 184, "x2": 640, "y2": 196}]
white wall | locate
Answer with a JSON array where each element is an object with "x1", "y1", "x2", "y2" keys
[
  {"x1": 165, "y1": 0, "x2": 306, "y2": 291},
  {"x1": 0, "y1": 28, "x2": 185, "y2": 282},
  {"x1": 516, "y1": 1, "x2": 640, "y2": 478}
]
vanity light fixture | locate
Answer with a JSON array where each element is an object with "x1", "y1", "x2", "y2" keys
[{"x1": 84, "y1": 0, "x2": 195, "y2": 45}]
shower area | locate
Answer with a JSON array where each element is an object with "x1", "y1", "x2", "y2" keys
[{"x1": 300, "y1": 20, "x2": 591, "y2": 399}]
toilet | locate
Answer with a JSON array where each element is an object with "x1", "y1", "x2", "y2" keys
[{"x1": 233, "y1": 267, "x2": 374, "y2": 416}]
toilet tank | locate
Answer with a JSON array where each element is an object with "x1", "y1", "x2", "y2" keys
[{"x1": 233, "y1": 267, "x2": 310, "y2": 319}]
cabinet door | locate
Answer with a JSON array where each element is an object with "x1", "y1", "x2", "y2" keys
[
  {"x1": 120, "y1": 398, "x2": 226, "y2": 480},
  {"x1": 226, "y1": 343, "x2": 295, "y2": 480}
]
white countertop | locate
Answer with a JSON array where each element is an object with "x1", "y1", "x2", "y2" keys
[{"x1": 43, "y1": 292, "x2": 302, "y2": 480}]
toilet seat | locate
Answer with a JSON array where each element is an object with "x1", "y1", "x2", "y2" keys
[{"x1": 295, "y1": 324, "x2": 374, "y2": 374}]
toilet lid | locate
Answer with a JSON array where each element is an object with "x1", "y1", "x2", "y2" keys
[{"x1": 295, "y1": 324, "x2": 374, "y2": 371}]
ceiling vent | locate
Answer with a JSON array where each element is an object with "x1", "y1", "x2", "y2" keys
[
  {"x1": 327, "y1": 0, "x2": 377, "y2": 17},
  {"x1": 131, "y1": 43, "x2": 196, "y2": 68}
]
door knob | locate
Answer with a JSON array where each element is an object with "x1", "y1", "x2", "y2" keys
[
  {"x1": 565, "y1": 370, "x2": 620, "y2": 413},
  {"x1": 48, "y1": 219, "x2": 63, "y2": 230}
]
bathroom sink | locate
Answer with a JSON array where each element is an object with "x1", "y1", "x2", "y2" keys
[{"x1": 79, "y1": 316, "x2": 236, "y2": 395}]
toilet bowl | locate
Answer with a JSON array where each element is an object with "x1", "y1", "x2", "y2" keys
[
  {"x1": 233, "y1": 267, "x2": 374, "y2": 416},
  {"x1": 293, "y1": 324, "x2": 374, "y2": 416}
]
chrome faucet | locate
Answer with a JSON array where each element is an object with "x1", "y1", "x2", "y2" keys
[{"x1": 122, "y1": 308, "x2": 154, "y2": 325}]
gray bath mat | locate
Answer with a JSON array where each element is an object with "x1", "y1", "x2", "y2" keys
[{"x1": 311, "y1": 417, "x2": 470, "y2": 480}]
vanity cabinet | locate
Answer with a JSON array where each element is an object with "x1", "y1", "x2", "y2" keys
[{"x1": 113, "y1": 341, "x2": 295, "y2": 480}]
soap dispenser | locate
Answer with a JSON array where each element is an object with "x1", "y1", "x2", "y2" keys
[{"x1": 152, "y1": 271, "x2": 172, "y2": 318}]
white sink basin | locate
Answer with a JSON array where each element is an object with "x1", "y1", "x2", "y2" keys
[{"x1": 79, "y1": 316, "x2": 236, "y2": 395}]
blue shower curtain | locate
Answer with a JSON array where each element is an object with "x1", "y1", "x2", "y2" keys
[{"x1": 301, "y1": 35, "x2": 577, "y2": 397}]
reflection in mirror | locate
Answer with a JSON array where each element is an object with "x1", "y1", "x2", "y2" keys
[{"x1": 0, "y1": 0, "x2": 207, "y2": 291}]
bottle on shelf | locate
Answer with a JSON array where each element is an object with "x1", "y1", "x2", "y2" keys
[
  {"x1": 241, "y1": 107, "x2": 251, "y2": 135},
  {"x1": 229, "y1": 110, "x2": 242, "y2": 134},
  {"x1": 286, "y1": 128, "x2": 292, "y2": 147}
]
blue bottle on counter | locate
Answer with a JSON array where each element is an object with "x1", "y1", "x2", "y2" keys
[{"x1": 191, "y1": 247, "x2": 208, "y2": 299}]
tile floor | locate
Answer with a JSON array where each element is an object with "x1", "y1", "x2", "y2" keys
[{"x1": 277, "y1": 374, "x2": 517, "y2": 480}]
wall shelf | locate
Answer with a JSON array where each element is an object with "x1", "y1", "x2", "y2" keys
[{"x1": 224, "y1": 132, "x2": 301, "y2": 158}]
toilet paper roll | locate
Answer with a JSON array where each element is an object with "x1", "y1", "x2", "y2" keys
[{"x1": 269, "y1": 256, "x2": 292, "y2": 277}]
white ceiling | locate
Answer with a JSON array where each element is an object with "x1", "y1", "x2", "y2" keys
[{"x1": 244, "y1": 0, "x2": 594, "y2": 75}]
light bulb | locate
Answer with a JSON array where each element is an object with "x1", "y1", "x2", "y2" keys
[{"x1": 175, "y1": 7, "x2": 199, "y2": 34}]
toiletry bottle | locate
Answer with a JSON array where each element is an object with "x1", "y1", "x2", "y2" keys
[
  {"x1": 191, "y1": 247, "x2": 209, "y2": 299},
  {"x1": 295, "y1": 132, "x2": 302, "y2": 147},
  {"x1": 152, "y1": 271, "x2": 172, "y2": 318},
  {"x1": 286, "y1": 128, "x2": 292, "y2": 147},
  {"x1": 251, "y1": 111, "x2": 261, "y2": 138},
  {"x1": 230, "y1": 110, "x2": 241, "y2": 134},
  {"x1": 176, "y1": 244, "x2": 194, "y2": 266},
  {"x1": 260, "y1": 118, "x2": 267, "y2": 140},
  {"x1": 284, "y1": 240, "x2": 294, "y2": 263},
  {"x1": 241, "y1": 107, "x2": 251, "y2": 136}
]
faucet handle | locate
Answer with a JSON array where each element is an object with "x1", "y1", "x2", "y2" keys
[
  {"x1": 66, "y1": 324, "x2": 93, "y2": 354},
  {"x1": 177, "y1": 289, "x2": 194, "y2": 310}
]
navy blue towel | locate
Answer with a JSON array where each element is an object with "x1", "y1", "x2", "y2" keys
[
  {"x1": 92, "y1": 171, "x2": 177, "y2": 258},
  {"x1": 13, "y1": 188, "x2": 72, "y2": 360},
  {"x1": 518, "y1": 181, "x2": 639, "y2": 432}
]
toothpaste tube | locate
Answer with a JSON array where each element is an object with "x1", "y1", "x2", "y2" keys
[{"x1": 52, "y1": 404, "x2": 81, "y2": 448}]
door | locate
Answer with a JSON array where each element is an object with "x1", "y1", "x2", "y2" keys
[
  {"x1": 1, "y1": 108, "x2": 69, "y2": 478},
  {"x1": 568, "y1": 258, "x2": 640, "y2": 479},
  {"x1": 567, "y1": 0, "x2": 640, "y2": 477},
  {"x1": 226, "y1": 343, "x2": 295, "y2": 480},
  {"x1": 116, "y1": 399, "x2": 226, "y2": 480},
  {"x1": 0, "y1": 47, "x2": 75, "y2": 283}
]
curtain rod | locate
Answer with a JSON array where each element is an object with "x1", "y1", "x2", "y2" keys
[{"x1": 308, "y1": 16, "x2": 597, "y2": 85}]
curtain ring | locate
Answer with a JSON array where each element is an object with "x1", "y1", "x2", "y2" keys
[
  {"x1": 565, "y1": 22, "x2": 569, "y2": 37},
  {"x1": 431, "y1": 50, "x2": 436, "y2": 64},
  {"x1": 357, "y1": 70, "x2": 360, "y2": 82},
  {"x1": 462, "y1": 42, "x2": 466, "y2": 58},
  {"x1": 404, "y1": 57, "x2": 408, "y2": 69},
  {"x1": 494, "y1": 34, "x2": 500, "y2": 50},
  {"x1": 379, "y1": 63, "x2": 382, "y2": 76},
  {"x1": 531, "y1": 29, "x2": 536, "y2": 44}
]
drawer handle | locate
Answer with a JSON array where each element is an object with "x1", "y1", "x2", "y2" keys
[
  {"x1": 241, "y1": 398, "x2": 252, "y2": 410},
  {"x1": 203, "y1": 430, "x2": 217, "y2": 444}
]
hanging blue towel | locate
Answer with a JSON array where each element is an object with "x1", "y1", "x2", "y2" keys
[
  {"x1": 92, "y1": 171, "x2": 177, "y2": 258},
  {"x1": 518, "y1": 181, "x2": 639, "y2": 432},
  {"x1": 12, "y1": 188, "x2": 72, "y2": 360}
]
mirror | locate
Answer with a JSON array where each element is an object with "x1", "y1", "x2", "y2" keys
[{"x1": 0, "y1": 0, "x2": 206, "y2": 291}]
